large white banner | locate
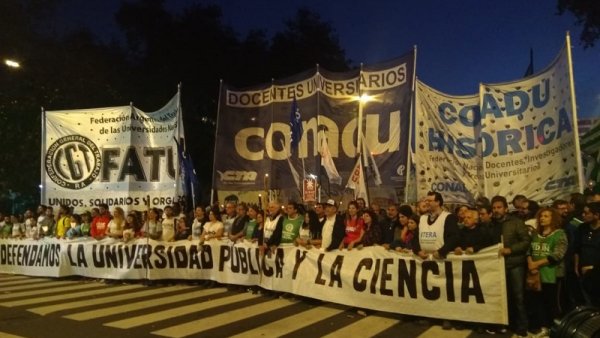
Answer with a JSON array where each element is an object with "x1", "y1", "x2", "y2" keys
[
  {"x1": 415, "y1": 81, "x2": 482, "y2": 204},
  {"x1": 415, "y1": 41, "x2": 581, "y2": 203},
  {"x1": 42, "y1": 93, "x2": 184, "y2": 212},
  {"x1": 480, "y1": 44, "x2": 580, "y2": 201},
  {"x1": 0, "y1": 238, "x2": 507, "y2": 324}
]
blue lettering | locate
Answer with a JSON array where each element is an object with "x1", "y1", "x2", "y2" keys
[
  {"x1": 505, "y1": 91, "x2": 529, "y2": 117},
  {"x1": 532, "y1": 79, "x2": 550, "y2": 108},
  {"x1": 481, "y1": 93, "x2": 503, "y2": 119}
]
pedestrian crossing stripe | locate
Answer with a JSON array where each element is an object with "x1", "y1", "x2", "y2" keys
[
  {"x1": 229, "y1": 303, "x2": 347, "y2": 338},
  {"x1": 65, "y1": 287, "x2": 226, "y2": 321},
  {"x1": 0, "y1": 281, "x2": 99, "y2": 301},
  {"x1": 105, "y1": 291, "x2": 258, "y2": 329},
  {"x1": 2, "y1": 284, "x2": 140, "y2": 307},
  {"x1": 0, "y1": 280, "x2": 80, "y2": 293},
  {"x1": 0, "y1": 277, "x2": 50, "y2": 287},
  {"x1": 29, "y1": 285, "x2": 189, "y2": 315},
  {"x1": 151, "y1": 297, "x2": 300, "y2": 337}
]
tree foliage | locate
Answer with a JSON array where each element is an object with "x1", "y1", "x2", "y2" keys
[
  {"x1": 0, "y1": 0, "x2": 350, "y2": 209},
  {"x1": 558, "y1": 0, "x2": 600, "y2": 47}
]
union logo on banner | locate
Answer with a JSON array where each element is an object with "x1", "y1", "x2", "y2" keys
[{"x1": 303, "y1": 178, "x2": 316, "y2": 203}]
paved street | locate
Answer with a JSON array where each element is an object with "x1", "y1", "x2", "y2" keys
[{"x1": 0, "y1": 273, "x2": 515, "y2": 338}]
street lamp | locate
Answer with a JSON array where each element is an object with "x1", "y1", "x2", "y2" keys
[
  {"x1": 356, "y1": 93, "x2": 375, "y2": 153},
  {"x1": 4, "y1": 59, "x2": 21, "y2": 69}
]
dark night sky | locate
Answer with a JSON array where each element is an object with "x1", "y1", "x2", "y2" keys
[{"x1": 57, "y1": 0, "x2": 599, "y2": 118}]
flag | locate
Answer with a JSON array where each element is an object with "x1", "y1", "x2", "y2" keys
[
  {"x1": 289, "y1": 97, "x2": 303, "y2": 152},
  {"x1": 280, "y1": 139, "x2": 301, "y2": 191},
  {"x1": 346, "y1": 157, "x2": 368, "y2": 202},
  {"x1": 174, "y1": 137, "x2": 198, "y2": 209},
  {"x1": 320, "y1": 131, "x2": 342, "y2": 185},
  {"x1": 523, "y1": 48, "x2": 534, "y2": 77},
  {"x1": 361, "y1": 133, "x2": 382, "y2": 186}
]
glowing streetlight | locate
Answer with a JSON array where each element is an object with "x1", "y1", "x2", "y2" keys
[{"x1": 4, "y1": 59, "x2": 20, "y2": 69}]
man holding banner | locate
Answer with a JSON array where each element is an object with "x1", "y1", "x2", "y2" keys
[{"x1": 489, "y1": 195, "x2": 531, "y2": 336}]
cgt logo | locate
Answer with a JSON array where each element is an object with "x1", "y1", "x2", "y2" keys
[
  {"x1": 545, "y1": 176, "x2": 576, "y2": 191},
  {"x1": 216, "y1": 170, "x2": 257, "y2": 184},
  {"x1": 45, "y1": 135, "x2": 102, "y2": 190}
]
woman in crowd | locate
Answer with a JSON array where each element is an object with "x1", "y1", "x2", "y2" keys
[
  {"x1": 123, "y1": 212, "x2": 141, "y2": 241},
  {"x1": 253, "y1": 209, "x2": 265, "y2": 244},
  {"x1": 527, "y1": 207, "x2": 567, "y2": 336},
  {"x1": 390, "y1": 205, "x2": 413, "y2": 250},
  {"x1": 296, "y1": 209, "x2": 319, "y2": 248},
  {"x1": 107, "y1": 207, "x2": 125, "y2": 239},
  {"x1": 342, "y1": 201, "x2": 364, "y2": 250},
  {"x1": 143, "y1": 208, "x2": 162, "y2": 240},
  {"x1": 55, "y1": 205, "x2": 71, "y2": 239},
  {"x1": 65, "y1": 214, "x2": 82, "y2": 239},
  {"x1": 199, "y1": 209, "x2": 224, "y2": 244},
  {"x1": 398, "y1": 214, "x2": 419, "y2": 252},
  {"x1": 80, "y1": 211, "x2": 92, "y2": 237},
  {"x1": 174, "y1": 216, "x2": 189, "y2": 241},
  {"x1": 361, "y1": 209, "x2": 382, "y2": 247}
]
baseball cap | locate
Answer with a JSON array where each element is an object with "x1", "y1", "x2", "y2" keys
[{"x1": 325, "y1": 199, "x2": 337, "y2": 207}]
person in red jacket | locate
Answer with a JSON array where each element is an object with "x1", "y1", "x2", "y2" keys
[{"x1": 91, "y1": 203, "x2": 111, "y2": 239}]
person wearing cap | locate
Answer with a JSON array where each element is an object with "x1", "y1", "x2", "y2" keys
[{"x1": 311, "y1": 199, "x2": 345, "y2": 251}]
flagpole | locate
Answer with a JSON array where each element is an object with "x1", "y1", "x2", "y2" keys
[
  {"x1": 211, "y1": 79, "x2": 224, "y2": 205},
  {"x1": 40, "y1": 107, "x2": 45, "y2": 204},
  {"x1": 404, "y1": 45, "x2": 418, "y2": 203},
  {"x1": 566, "y1": 31, "x2": 585, "y2": 192},
  {"x1": 357, "y1": 63, "x2": 372, "y2": 204},
  {"x1": 316, "y1": 64, "x2": 322, "y2": 203}
]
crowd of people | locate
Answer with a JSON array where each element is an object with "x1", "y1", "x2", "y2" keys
[{"x1": 1, "y1": 189, "x2": 600, "y2": 337}]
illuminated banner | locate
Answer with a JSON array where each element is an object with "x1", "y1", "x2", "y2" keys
[
  {"x1": 0, "y1": 238, "x2": 507, "y2": 324},
  {"x1": 214, "y1": 51, "x2": 415, "y2": 192},
  {"x1": 42, "y1": 93, "x2": 184, "y2": 211},
  {"x1": 415, "y1": 42, "x2": 581, "y2": 202},
  {"x1": 415, "y1": 81, "x2": 482, "y2": 204},
  {"x1": 480, "y1": 44, "x2": 580, "y2": 201}
]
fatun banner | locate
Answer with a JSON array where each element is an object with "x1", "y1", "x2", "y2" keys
[
  {"x1": 0, "y1": 238, "x2": 507, "y2": 324},
  {"x1": 214, "y1": 51, "x2": 415, "y2": 196},
  {"x1": 415, "y1": 81, "x2": 482, "y2": 204},
  {"x1": 42, "y1": 93, "x2": 185, "y2": 212}
]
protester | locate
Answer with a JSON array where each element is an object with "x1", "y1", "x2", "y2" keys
[
  {"x1": 488, "y1": 195, "x2": 531, "y2": 337},
  {"x1": 310, "y1": 199, "x2": 345, "y2": 251},
  {"x1": 361, "y1": 209, "x2": 382, "y2": 247},
  {"x1": 65, "y1": 214, "x2": 83, "y2": 239},
  {"x1": 106, "y1": 207, "x2": 125, "y2": 239},
  {"x1": 160, "y1": 206, "x2": 176, "y2": 242},
  {"x1": 342, "y1": 201, "x2": 364, "y2": 250},
  {"x1": 526, "y1": 207, "x2": 567, "y2": 336},
  {"x1": 91, "y1": 204, "x2": 110, "y2": 240}
]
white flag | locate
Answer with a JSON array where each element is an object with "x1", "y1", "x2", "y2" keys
[
  {"x1": 320, "y1": 132, "x2": 342, "y2": 185},
  {"x1": 346, "y1": 158, "x2": 368, "y2": 201},
  {"x1": 361, "y1": 133, "x2": 382, "y2": 186}
]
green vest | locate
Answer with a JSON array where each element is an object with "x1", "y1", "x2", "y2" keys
[
  {"x1": 281, "y1": 216, "x2": 303, "y2": 243},
  {"x1": 530, "y1": 229, "x2": 565, "y2": 283},
  {"x1": 244, "y1": 219, "x2": 257, "y2": 240}
]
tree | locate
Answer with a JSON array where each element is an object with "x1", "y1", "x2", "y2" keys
[
  {"x1": 558, "y1": 0, "x2": 600, "y2": 47},
  {"x1": 269, "y1": 7, "x2": 350, "y2": 78}
]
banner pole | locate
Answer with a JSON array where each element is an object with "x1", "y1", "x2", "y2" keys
[
  {"x1": 317, "y1": 64, "x2": 322, "y2": 203},
  {"x1": 404, "y1": 46, "x2": 418, "y2": 203},
  {"x1": 40, "y1": 107, "x2": 45, "y2": 204},
  {"x1": 211, "y1": 79, "x2": 224, "y2": 206},
  {"x1": 565, "y1": 31, "x2": 585, "y2": 193}
]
